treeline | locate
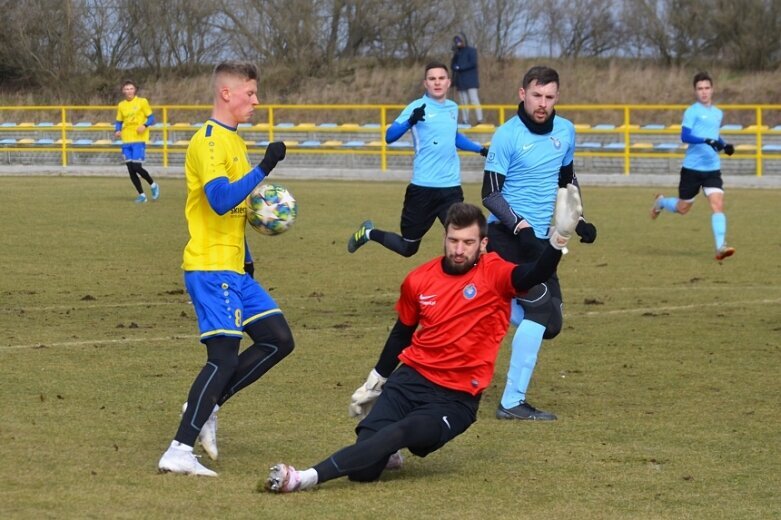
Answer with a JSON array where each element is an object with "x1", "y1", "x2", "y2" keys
[{"x1": 1, "y1": 0, "x2": 779, "y2": 101}]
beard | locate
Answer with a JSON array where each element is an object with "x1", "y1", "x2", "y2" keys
[{"x1": 443, "y1": 250, "x2": 481, "y2": 275}]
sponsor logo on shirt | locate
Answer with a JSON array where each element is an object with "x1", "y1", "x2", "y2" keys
[
  {"x1": 419, "y1": 294, "x2": 437, "y2": 306},
  {"x1": 463, "y1": 283, "x2": 477, "y2": 299},
  {"x1": 550, "y1": 136, "x2": 561, "y2": 149}
]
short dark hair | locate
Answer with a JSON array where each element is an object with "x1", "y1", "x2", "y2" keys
[
  {"x1": 121, "y1": 80, "x2": 138, "y2": 90},
  {"x1": 445, "y1": 203, "x2": 487, "y2": 238},
  {"x1": 214, "y1": 61, "x2": 259, "y2": 81},
  {"x1": 522, "y1": 66, "x2": 559, "y2": 90},
  {"x1": 425, "y1": 62, "x2": 449, "y2": 77},
  {"x1": 693, "y1": 71, "x2": 712, "y2": 88}
]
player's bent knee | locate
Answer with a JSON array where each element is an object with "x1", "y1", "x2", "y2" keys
[
  {"x1": 400, "y1": 241, "x2": 421, "y2": 258},
  {"x1": 542, "y1": 299, "x2": 563, "y2": 339},
  {"x1": 347, "y1": 464, "x2": 385, "y2": 483}
]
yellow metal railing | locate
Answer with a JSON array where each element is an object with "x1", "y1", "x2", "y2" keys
[{"x1": 1, "y1": 104, "x2": 781, "y2": 175}]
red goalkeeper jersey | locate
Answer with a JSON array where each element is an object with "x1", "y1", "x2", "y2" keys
[{"x1": 396, "y1": 252, "x2": 517, "y2": 395}]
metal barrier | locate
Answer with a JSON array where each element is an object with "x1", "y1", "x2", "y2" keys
[{"x1": 1, "y1": 104, "x2": 780, "y2": 175}]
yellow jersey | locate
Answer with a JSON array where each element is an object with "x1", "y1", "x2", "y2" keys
[
  {"x1": 182, "y1": 119, "x2": 252, "y2": 273},
  {"x1": 115, "y1": 96, "x2": 153, "y2": 143}
]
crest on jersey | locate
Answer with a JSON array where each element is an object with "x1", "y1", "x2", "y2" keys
[
  {"x1": 550, "y1": 136, "x2": 561, "y2": 149},
  {"x1": 463, "y1": 283, "x2": 477, "y2": 299}
]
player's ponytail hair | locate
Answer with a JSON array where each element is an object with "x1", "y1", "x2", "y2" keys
[{"x1": 445, "y1": 203, "x2": 487, "y2": 238}]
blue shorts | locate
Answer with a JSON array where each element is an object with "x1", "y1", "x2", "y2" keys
[
  {"x1": 121, "y1": 142, "x2": 147, "y2": 162},
  {"x1": 184, "y1": 271, "x2": 282, "y2": 343}
]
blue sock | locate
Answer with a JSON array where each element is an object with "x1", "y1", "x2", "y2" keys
[
  {"x1": 660, "y1": 197, "x2": 679, "y2": 213},
  {"x1": 500, "y1": 319, "x2": 546, "y2": 409},
  {"x1": 712, "y1": 212, "x2": 726, "y2": 249}
]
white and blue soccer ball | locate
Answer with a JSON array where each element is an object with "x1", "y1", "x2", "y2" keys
[{"x1": 246, "y1": 183, "x2": 298, "y2": 236}]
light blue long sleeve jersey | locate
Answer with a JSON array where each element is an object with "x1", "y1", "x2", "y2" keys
[
  {"x1": 484, "y1": 114, "x2": 576, "y2": 238},
  {"x1": 388, "y1": 94, "x2": 481, "y2": 188},
  {"x1": 681, "y1": 102, "x2": 723, "y2": 172}
]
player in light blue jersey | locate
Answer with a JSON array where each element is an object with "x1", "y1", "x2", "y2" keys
[
  {"x1": 651, "y1": 71, "x2": 736, "y2": 261},
  {"x1": 482, "y1": 66, "x2": 597, "y2": 421},
  {"x1": 346, "y1": 63, "x2": 487, "y2": 257}
]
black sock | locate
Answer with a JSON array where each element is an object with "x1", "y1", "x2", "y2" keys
[{"x1": 369, "y1": 229, "x2": 420, "y2": 257}]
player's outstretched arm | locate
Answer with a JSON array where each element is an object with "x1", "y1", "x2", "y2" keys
[
  {"x1": 348, "y1": 318, "x2": 415, "y2": 419},
  {"x1": 482, "y1": 170, "x2": 528, "y2": 233}
]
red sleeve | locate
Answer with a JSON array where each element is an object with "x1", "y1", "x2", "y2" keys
[{"x1": 394, "y1": 274, "x2": 420, "y2": 326}]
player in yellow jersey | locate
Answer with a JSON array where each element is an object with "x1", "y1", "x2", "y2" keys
[
  {"x1": 114, "y1": 80, "x2": 160, "y2": 203},
  {"x1": 158, "y1": 62, "x2": 290, "y2": 477}
]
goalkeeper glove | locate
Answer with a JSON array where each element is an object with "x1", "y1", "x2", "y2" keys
[
  {"x1": 575, "y1": 218, "x2": 597, "y2": 243},
  {"x1": 703, "y1": 138, "x2": 724, "y2": 152},
  {"x1": 259, "y1": 141, "x2": 286, "y2": 175},
  {"x1": 549, "y1": 184, "x2": 582, "y2": 250},
  {"x1": 348, "y1": 369, "x2": 387, "y2": 419},
  {"x1": 479, "y1": 147, "x2": 489, "y2": 157},
  {"x1": 408, "y1": 104, "x2": 426, "y2": 126},
  {"x1": 724, "y1": 143, "x2": 735, "y2": 156}
]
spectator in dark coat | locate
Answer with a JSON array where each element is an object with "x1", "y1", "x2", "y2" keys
[{"x1": 451, "y1": 33, "x2": 483, "y2": 125}]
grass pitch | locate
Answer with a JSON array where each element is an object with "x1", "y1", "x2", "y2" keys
[{"x1": 0, "y1": 176, "x2": 779, "y2": 519}]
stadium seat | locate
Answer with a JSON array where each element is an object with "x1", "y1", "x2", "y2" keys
[
  {"x1": 603, "y1": 142, "x2": 625, "y2": 149},
  {"x1": 618, "y1": 124, "x2": 640, "y2": 130},
  {"x1": 0, "y1": 138, "x2": 17, "y2": 145},
  {"x1": 576, "y1": 142, "x2": 602, "y2": 149},
  {"x1": 56, "y1": 138, "x2": 73, "y2": 144},
  {"x1": 257, "y1": 140, "x2": 270, "y2": 147},
  {"x1": 457, "y1": 123, "x2": 471, "y2": 130},
  {"x1": 244, "y1": 139, "x2": 256, "y2": 147},
  {"x1": 93, "y1": 139, "x2": 113, "y2": 145},
  {"x1": 343, "y1": 140, "x2": 366, "y2": 147},
  {"x1": 171, "y1": 122, "x2": 191, "y2": 128},
  {"x1": 174, "y1": 140, "x2": 190, "y2": 146},
  {"x1": 574, "y1": 124, "x2": 591, "y2": 131},
  {"x1": 720, "y1": 124, "x2": 743, "y2": 131},
  {"x1": 367, "y1": 140, "x2": 384, "y2": 147},
  {"x1": 18, "y1": 138, "x2": 35, "y2": 144},
  {"x1": 630, "y1": 142, "x2": 653, "y2": 149},
  {"x1": 317, "y1": 123, "x2": 338, "y2": 128},
  {"x1": 745, "y1": 124, "x2": 769, "y2": 131},
  {"x1": 275, "y1": 122, "x2": 295, "y2": 128},
  {"x1": 735, "y1": 144, "x2": 756, "y2": 151},
  {"x1": 593, "y1": 124, "x2": 616, "y2": 130},
  {"x1": 0, "y1": 122, "x2": 17, "y2": 127},
  {"x1": 339, "y1": 123, "x2": 361, "y2": 131},
  {"x1": 283, "y1": 140, "x2": 299, "y2": 146},
  {"x1": 641, "y1": 124, "x2": 665, "y2": 130},
  {"x1": 654, "y1": 143, "x2": 682, "y2": 151},
  {"x1": 362, "y1": 123, "x2": 381, "y2": 129},
  {"x1": 238, "y1": 122, "x2": 252, "y2": 128},
  {"x1": 300, "y1": 140, "x2": 321, "y2": 147},
  {"x1": 762, "y1": 144, "x2": 781, "y2": 151},
  {"x1": 668, "y1": 124, "x2": 682, "y2": 131},
  {"x1": 36, "y1": 122, "x2": 55, "y2": 127},
  {"x1": 151, "y1": 139, "x2": 172, "y2": 146},
  {"x1": 93, "y1": 122, "x2": 112, "y2": 128},
  {"x1": 388, "y1": 141, "x2": 412, "y2": 148},
  {"x1": 295, "y1": 123, "x2": 316, "y2": 130},
  {"x1": 771, "y1": 125, "x2": 781, "y2": 132},
  {"x1": 19, "y1": 122, "x2": 35, "y2": 127},
  {"x1": 74, "y1": 122, "x2": 92, "y2": 127},
  {"x1": 322, "y1": 140, "x2": 343, "y2": 147},
  {"x1": 252, "y1": 123, "x2": 270, "y2": 130},
  {"x1": 36, "y1": 138, "x2": 55, "y2": 145},
  {"x1": 74, "y1": 139, "x2": 94, "y2": 146},
  {"x1": 473, "y1": 123, "x2": 495, "y2": 131}
]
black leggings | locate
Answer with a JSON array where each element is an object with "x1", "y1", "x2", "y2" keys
[
  {"x1": 175, "y1": 314, "x2": 294, "y2": 446},
  {"x1": 126, "y1": 161, "x2": 154, "y2": 193}
]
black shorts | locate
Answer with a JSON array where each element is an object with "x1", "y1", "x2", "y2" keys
[
  {"x1": 486, "y1": 222, "x2": 562, "y2": 299},
  {"x1": 679, "y1": 167, "x2": 723, "y2": 200},
  {"x1": 357, "y1": 365, "x2": 479, "y2": 458},
  {"x1": 400, "y1": 184, "x2": 464, "y2": 240}
]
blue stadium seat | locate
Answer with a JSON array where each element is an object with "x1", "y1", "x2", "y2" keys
[
  {"x1": 300, "y1": 140, "x2": 321, "y2": 147},
  {"x1": 721, "y1": 124, "x2": 743, "y2": 131},
  {"x1": 388, "y1": 141, "x2": 412, "y2": 148},
  {"x1": 762, "y1": 144, "x2": 781, "y2": 152},
  {"x1": 344, "y1": 140, "x2": 366, "y2": 147},
  {"x1": 275, "y1": 122, "x2": 295, "y2": 128},
  {"x1": 74, "y1": 122, "x2": 93, "y2": 127},
  {"x1": 0, "y1": 138, "x2": 17, "y2": 145},
  {"x1": 317, "y1": 123, "x2": 338, "y2": 128},
  {"x1": 362, "y1": 123, "x2": 381, "y2": 129},
  {"x1": 654, "y1": 143, "x2": 681, "y2": 151},
  {"x1": 603, "y1": 142, "x2": 625, "y2": 149},
  {"x1": 257, "y1": 140, "x2": 270, "y2": 147},
  {"x1": 641, "y1": 124, "x2": 665, "y2": 130},
  {"x1": 74, "y1": 139, "x2": 94, "y2": 146},
  {"x1": 37, "y1": 122, "x2": 55, "y2": 127},
  {"x1": 576, "y1": 142, "x2": 602, "y2": 149},
  {"x1": 0, "y1": 122, "x2": 17, "y2": 127},
  {"x1": 593, "y1": 124, "x2": 616, "y2": 130},
  {"x1": 457, "y1": 123, "x2": 471, "y2": 130},
  {"x1": 36, "y1": 138, "x2": 55, "y2": 145}
]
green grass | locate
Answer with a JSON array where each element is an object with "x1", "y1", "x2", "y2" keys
[{"x1": 1, "y1": 176, "x2": 779, "y2": 519}]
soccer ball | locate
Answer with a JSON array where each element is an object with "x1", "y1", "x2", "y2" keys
[{"x1": 246, "y1": 183, "x2": 298, "y2": 236}]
